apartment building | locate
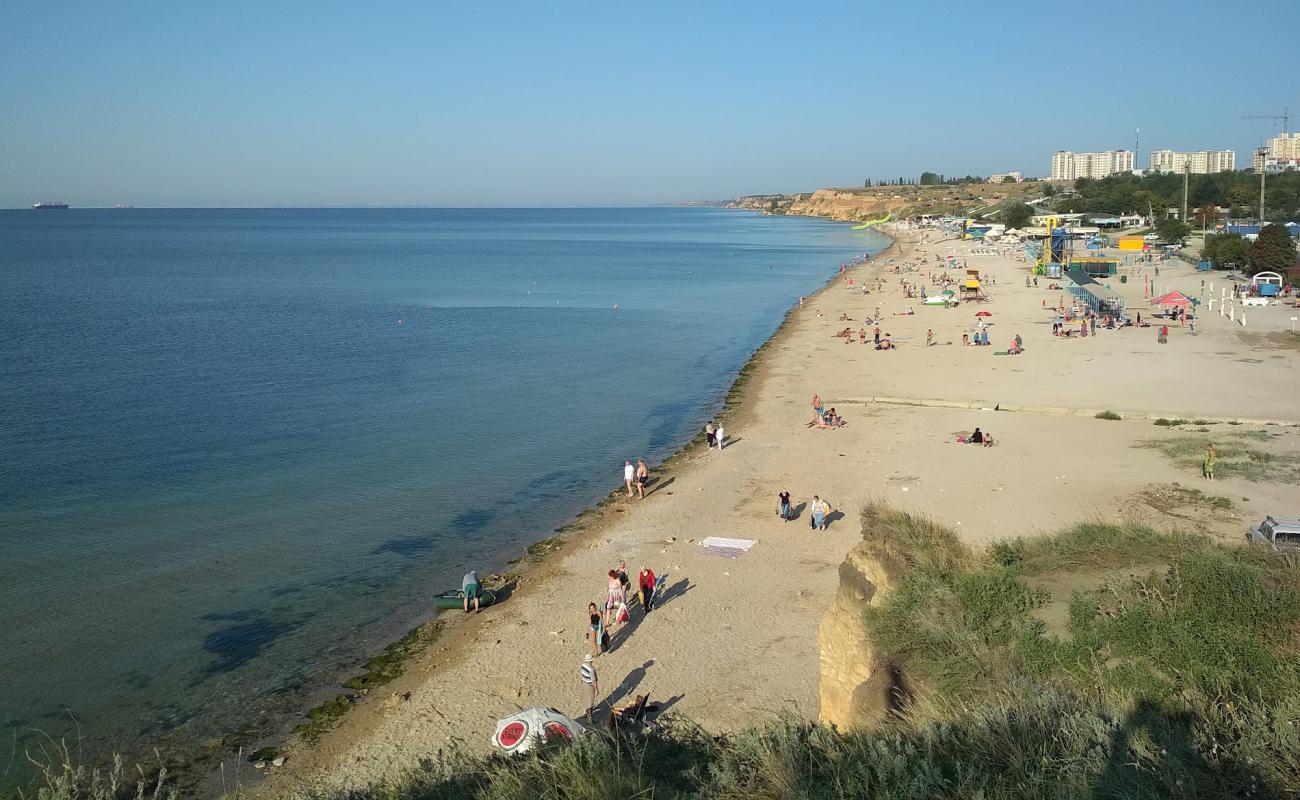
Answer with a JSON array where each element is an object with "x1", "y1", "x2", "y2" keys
[
  {"x1": 1147, "y1": 149, "x2": 1236, "y2": 174},
  {"x1": 1050, "y1": 150, "x2": 1134, "y2": 180}
]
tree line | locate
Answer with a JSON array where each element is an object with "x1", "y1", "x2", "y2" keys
[{"x1": 1065, "y1": 171, "x2": 1300, "y2": 224}]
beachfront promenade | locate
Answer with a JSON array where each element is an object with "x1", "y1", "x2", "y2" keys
[{"x1": 260, "y1": 226, "x2": 1300, "y2": 796}]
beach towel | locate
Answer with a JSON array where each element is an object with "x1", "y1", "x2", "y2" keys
[{"x1": 700, "y1": 537, "x2": 757, "y2": 558}]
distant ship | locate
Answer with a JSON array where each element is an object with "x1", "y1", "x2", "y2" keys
[{"x1": 33, "y1": 201, "x2": 69, "y2": 209}]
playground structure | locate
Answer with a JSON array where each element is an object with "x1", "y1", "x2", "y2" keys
[{"x1": 1035, "y1": 216, "x2": 1119, "y2": 279}]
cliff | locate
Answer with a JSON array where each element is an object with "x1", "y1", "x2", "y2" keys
[{"x1": 724, "y1": 182, "x2": 1045, "y2": 222}]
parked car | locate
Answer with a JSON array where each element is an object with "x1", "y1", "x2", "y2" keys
[{"x1": 1248, "y1": 516, "x2": 1300, "y2": 550}]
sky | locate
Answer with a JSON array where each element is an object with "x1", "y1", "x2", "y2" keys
[{"x1": 1, "y1": 0, "x2": 1297, "y2": 207}]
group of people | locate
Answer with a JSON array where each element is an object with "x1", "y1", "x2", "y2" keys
[
  {"x1": 810, "y1": 394, "x2": 847, "y2": 429},
  {"x1": 778, "y1": 490, "x2": 833, "y2": 530},
  {"x1": 588, "y1": 559, "x2": 660, "y2": 659},
  {"x1": 957, "y1": 427, "x2": 995, "y2": 447}
]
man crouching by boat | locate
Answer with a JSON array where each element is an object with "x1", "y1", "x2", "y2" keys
[{"x1": 463, "y1": 570, "x2": 481, "y2": 612}]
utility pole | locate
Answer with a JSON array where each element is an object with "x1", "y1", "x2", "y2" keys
[
  {"x1": 1257, "y1": 147, "x2": 1268, "y2": 222},
  {"x1": 1181, "y1": 161, "x2": 1190, "y2": 225}
]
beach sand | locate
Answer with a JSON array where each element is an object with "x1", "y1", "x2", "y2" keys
[{"x1": 255, "y1": 227, "x2": 1300, "y2": 797}]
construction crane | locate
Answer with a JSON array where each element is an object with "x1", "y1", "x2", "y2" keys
[{"x1": 1242, "y1": 107, "x2": 1291, "y2": 136}]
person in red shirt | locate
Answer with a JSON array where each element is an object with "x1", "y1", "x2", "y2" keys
[{"x1": 637, "y1": 567, "x2": 657, "y2": 613}]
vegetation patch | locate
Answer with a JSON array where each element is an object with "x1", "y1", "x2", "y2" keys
[
  {"x1": 342, "y1": 619, "x2": 444, "y2": 694},
  {"x1": 1095, "y1": 410, "x2": 1122, "y2": 420},
  {"x1": 1136, "y1": 434, "x2": 1298, "y2": 482},
  {"x1": 1153, "y1": 417, "x2": 1189, "y2": 427}
]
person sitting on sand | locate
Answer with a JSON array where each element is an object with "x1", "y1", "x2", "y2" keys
[
  {"x1": 839, "y1": 312, "x2": 850, "y2": 321},
  {"x1": 607, "y1": 693, "x2": 660, "y2": 730},
  {"x1": 962, "y1": 332, "x2": 970, "y2": 346},
  {"x1": 876, "y1": 336, "x2": 894, "y2": 350},
  {"x1": 971, "y1": 428, "x2": 984, "y2": 445},
  {"x1": 824, "y1": 408, "x2": 845, "y2": 428},
  {"x1": 981, "y1": 431, "x2": 995, "y2": 447}
]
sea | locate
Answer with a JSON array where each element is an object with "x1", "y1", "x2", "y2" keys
[{"x1": 0, "y1": 207, "x2": 888, "y2": 782}]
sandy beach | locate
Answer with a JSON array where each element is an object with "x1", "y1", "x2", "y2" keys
[{"x1": 256, "y1": 223, "x2": 1300, "y2": 797}]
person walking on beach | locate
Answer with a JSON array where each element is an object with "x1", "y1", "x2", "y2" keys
[
  {"x1": 624, "y1": 460, "x2": 635, "y2": 498},
  {"x1": 616, "y1": 559, "x2": 632, "y2": 600},
  {"x1": 1203, "y1": 444, "x2": 1216, "y2": 482},
  {"x1": 809, "y1": 495, "x2": 831, "y2": 532},
  {"x1": 580, "y1": 654, "x2": 600, "y2": 722},
  {"x1": 638, "y1": 566, "x2": 657, "y2": 613},
  {"x1": 1158, "y1": 324, "x2": 1169, "y2": 344},
  {"x1": 926, "y1": 328, "x2": 934, "y2": 347},
  {"x1": 588, "y1": 602, "x2": 603, "y2": 657},
  {"x1": 635, "y1": 459, "x2": 648, "y2": 499},
  {"x1": 462, "y1": 570, "x2": 481, "y2": 613},
  {"x1": 779, "y1": 490, "x2": 793, "y2": 521},
  {"x1": 811, "y1": 394, "x2": 826, "y2": 428},
  {"x1": 705, "y1": 421, "x2": 717, "y2": 448},
  {"x1": 605, "y1": 570, "x2": 625, "y2": 626},
  {"x1": 715, "y1": 422, "x2": 725, "y2": 451}
]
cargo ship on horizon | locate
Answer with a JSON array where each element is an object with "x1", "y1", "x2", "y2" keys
[{"x1": 33, "y1": 201, "x2": 69, "y2": 209}]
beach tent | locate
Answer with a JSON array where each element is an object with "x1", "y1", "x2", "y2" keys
[
  {"x1": 492, "y1": 707, "x2": 586, "y2": 756},
  {"x1": 1150, "y1": 291, "x2": 1192, "y2": 307}
]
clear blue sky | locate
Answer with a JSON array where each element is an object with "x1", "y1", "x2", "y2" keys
[{"x1": 1, "y1": 0, "x2": 1296, "y2": 207}]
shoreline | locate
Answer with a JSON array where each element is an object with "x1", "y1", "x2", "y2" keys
[{"x1": 234, "y1": 225, "x2": 897, "y2": 794}]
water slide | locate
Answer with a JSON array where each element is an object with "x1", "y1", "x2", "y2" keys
[{"x1": 852, "y1": 212, "x2": 892, "y2": 230}]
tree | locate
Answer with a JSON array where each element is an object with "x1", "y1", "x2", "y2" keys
[
  {"x1": 1246, "y1": 224, "x2": 1298, "y2": 276},
  {"x1": 1155, "y1": 216, "x2": 1191, "y2": 243},
  {"x1": 1043, "y1": 184, "x2": 1058, "y2": 197},
  {"x1": 919, "y1": 172, "x2": 942, "y2": 185},
  {"x1": 1202, "y1": 233, "x2": 1248, "y2": 269},
  {"x1": 1228, "y1": 184, "x2": 1255, "y2": 212},
  {"x1": 1001, "y1": 202, "x2": 1034, "y2": 230},
  {"x1": 864, "y1": 178, "x2": 872, "y2": 188},
  {"x1": 1193, "y1": 203, "x2": 1219, "y2": 228},
  {"x1": 1002, "y1": 175, "x2": 1017, "y2": 183}
]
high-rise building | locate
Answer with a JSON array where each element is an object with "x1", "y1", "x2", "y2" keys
[
  {"x1": 1253, "y1": 134, "x2": 1300, "y2": 170},
  {"x1": 1147, "y1": 149, "x2": 1236, "y2": 174},
  {"x1": 1050, "y1": 150, "x2": 1134, "y2": 180}
]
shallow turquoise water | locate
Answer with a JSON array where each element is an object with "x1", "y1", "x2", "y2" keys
[{"x1": 0, "y1": 207, "x2": 886, "y2": 774}]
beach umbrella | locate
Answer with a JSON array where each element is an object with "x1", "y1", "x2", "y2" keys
[
  {"x1": 942, "y1": 289, "x2": 956, "y2": 296},
  {"x1": 1149, "y1": 291, "x2": 1191, "y2": 307},
  {"x1": 492, "y1": 707, "x2": 586, "y2": 756},
  {"x1": 974, "y1": 311, "x2": 992, "y2": 317}
]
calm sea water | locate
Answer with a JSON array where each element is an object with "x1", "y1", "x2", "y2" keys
[{"x1": 0, "y1": 208, "x2": 886, "y2": 776}]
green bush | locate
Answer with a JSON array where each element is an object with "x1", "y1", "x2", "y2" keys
[{"x1": 1095, "y1": 410, "x2": 1123, "y2": 420}]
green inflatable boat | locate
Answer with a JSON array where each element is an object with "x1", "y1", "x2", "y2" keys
[{"x1": 433, "y1": 588, "x2": 497, "y2": 609}]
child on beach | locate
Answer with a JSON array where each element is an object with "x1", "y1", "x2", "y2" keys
[
  {"x1": 715, "y1": 423, "x2": 725, "y2": 450},
  {"x1": 779, "y1": 490, "x2": 793, "y2": 521}
]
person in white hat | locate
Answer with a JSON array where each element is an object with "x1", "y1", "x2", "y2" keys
[{"x1": 580, "y1": 654, "x2": 600, "y2": 722}]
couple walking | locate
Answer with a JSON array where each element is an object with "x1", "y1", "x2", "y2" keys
[
  {"x1": 778, "y1": 490, "x2": 832, "y2": 531},
  {"x1": 705, "y1": 420, "x2": 726, "y2": 450},
  {"x1": 623, "y1": 458, "x2": 649, "y2": 498}
]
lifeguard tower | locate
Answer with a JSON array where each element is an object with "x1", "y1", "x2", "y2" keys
[{"x1": 961, "y1": 267, "x2": 988, "y2": 302}]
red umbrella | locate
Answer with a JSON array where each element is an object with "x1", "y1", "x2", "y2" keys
[
  {"x1": 974, "y1": 311, "x2": 993, "y2": 317},
  {"x1": 1150, "y1": 291, "x2": 1191, "y2": 306}
]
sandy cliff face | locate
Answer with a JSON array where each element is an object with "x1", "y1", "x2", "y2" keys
[
  {"x1": 787, "y1": 189, "x2": 902, "y2": 221},
  {"x1": 817, "y1": 539, "x2": 901, "y2": 729},
  {"x1": 724, "y1": 182, "x2": 1044, "y2": 222}
]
